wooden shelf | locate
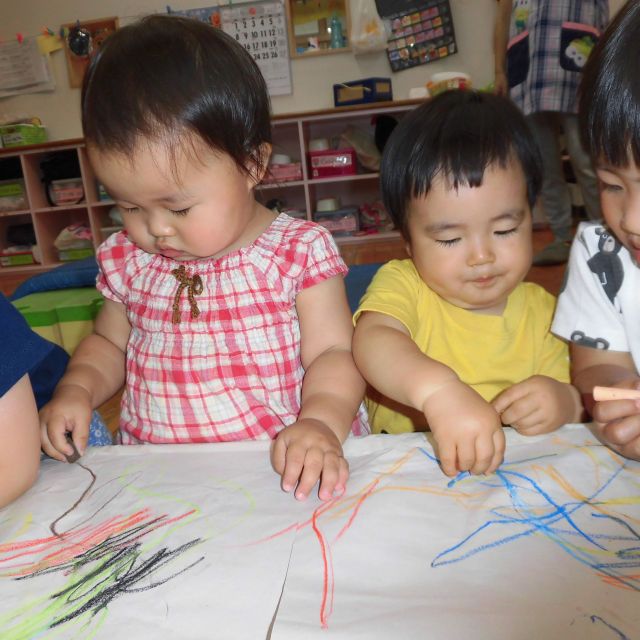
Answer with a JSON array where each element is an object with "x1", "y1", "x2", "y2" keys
[
  {"x1": 0, "y1": 100, "x2": 423, "y2": 285},
  {"x1": 263, "y1": 99, "x2": 423, "y2": 240}
]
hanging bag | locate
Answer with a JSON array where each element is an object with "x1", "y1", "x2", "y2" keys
[{"x1": 350, "y1": 0, "x2": 388, "y2": 54}]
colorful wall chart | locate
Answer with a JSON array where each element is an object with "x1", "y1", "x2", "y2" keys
[{"x1": 381, "y1": 0, "x2": 457, "y2": 72}]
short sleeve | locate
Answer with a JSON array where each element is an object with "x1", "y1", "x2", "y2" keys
[
  {"x1": 298, "y1": 225, "x2": 347, "y2": 291},
  {"x1": 552, "y1": 224, "x2": 628, "y2": 351},
  {"x1": 95, "y1": 231, "x2": 136, "y2": 305},
  {"x1": 0, "y1": 294, "x2": 54, "y2": 397},
  {"x1": 353, "y1": 260, "x2": 421, "y2": 338}
]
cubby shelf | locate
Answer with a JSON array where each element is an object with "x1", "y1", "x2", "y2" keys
[
  {"x1": 0, "y1": 99, "x2": 422, "y2": 276},
  {"x1": 260, "y1": 99, "x2": 422, "y2": 245}
]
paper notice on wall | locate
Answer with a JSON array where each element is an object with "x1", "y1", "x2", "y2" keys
[{"x1": 0, "y1": 37, "x2": 55, "y2": 97}]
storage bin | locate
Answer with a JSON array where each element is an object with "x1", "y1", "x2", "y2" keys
[
  {"x1": 0, "y1": 180, "x2": 26, "y2": 211},
  {"x1": 58, "y1": 247, "x2": 95, "y2": 262},
  {"x1": 48, "y1": 178, "x2": 84, "y2": 206},
  {"x1": 333, "y1": 77, "x2": 393, "y2": 107},
  {"x1": 0, "y1": 249, "x2": 34, "y2": 267},
  {"x1": 314, "y1": 206, "x2": 359, "y2": 237},
  {"x1": 12, "y1": 287, "x2": 104, "y2": 354},
  {"x1": 0, "y1": 123, "x2": 47, "y2": 148},
  {"x1": 308, "y1": 148, "x2": 357, "y2": 178},
  {"x1": 263, "y1": 162, "x2": 303, "y2": 184}
]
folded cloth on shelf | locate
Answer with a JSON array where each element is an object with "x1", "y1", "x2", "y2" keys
[{"x1": 10, "y1": 256, "x2": 98, "y2": 301}]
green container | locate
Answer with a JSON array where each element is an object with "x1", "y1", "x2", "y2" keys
[
  {"x1": 0, "y1": 251, "x2": 34, "y2": 266},
  {"x1": 0, "y1": 124, "x2": 47, "y2": 148},
  {"x1": 13, "y1": 287, "x2": 104, "y2": 354},
  {"x1": 58, "y1": 247, "x2": 95, "y2": 262}
]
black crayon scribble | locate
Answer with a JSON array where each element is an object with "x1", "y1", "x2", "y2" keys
[
  {"x1": 8, "y1": 461, "x2": 207, "y2": 632},
  {"x1": 50, "y1": 462, "x2": 97, "y2": 538}
]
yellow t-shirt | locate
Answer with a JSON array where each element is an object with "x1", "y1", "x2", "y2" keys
[{"x1": 353, "y1": 259, "x2": 569, "y2": 434}]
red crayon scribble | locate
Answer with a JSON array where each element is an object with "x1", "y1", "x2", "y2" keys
[{"x1": 0, "y1": 509, "x2": 196, "y2": 577}]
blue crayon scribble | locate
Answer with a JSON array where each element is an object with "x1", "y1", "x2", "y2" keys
[
  {"x1": 417, "y1": 445, "x2": 640, "y2": 592},
  {"x1": 590, "y1": 615, "x2": 630, "y2": 639}
]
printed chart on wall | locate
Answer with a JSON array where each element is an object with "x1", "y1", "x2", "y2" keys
[
  {"x1": 376, "y1": 0, "x2": 457, "y2": 72},
  {"x1": 221, "y1": 1, "x2": 292, "y2": 96}
]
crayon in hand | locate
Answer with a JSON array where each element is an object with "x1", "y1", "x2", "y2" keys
[
  {"x1": 65, "y1": 432, "x2": 81, "y2": 463},
  {"x1": 592, "y1": 386, "x2": 640, "y2": 402}
]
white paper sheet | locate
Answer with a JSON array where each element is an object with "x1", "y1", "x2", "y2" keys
[
  {"x1": 1, "y1": 427, "x2": 638, "y2": 639},
  {"x1": 272, "y1": 426, "x2": 640, "y2": 639},
  {"x1": 0, "y1": 443, "x2": 304, "y2": 639}
]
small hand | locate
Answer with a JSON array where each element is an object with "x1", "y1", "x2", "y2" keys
[
  {"x1": 591, "y1": 380, "x2": 640, "y2": 461},
  {"x1": 270, "y1": 418, "x2": 348, "y2": 501},
  {"x1": 39, "y1": 384, "x2": 92, "y2": 462},
  {"x1": 423, "y1": 380, "x2": 505, "y2": 477},
  {"x1": 492, "y1": 376, "x2": 580, "y2": 436}
]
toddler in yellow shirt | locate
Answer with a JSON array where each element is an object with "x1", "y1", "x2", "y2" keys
[{"x1": 353, "y1": 90, "x2": 583, "y2": 477}]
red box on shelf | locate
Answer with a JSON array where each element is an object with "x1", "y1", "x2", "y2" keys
[
  {"x1": 262, "y1": 162, "x2": 303, "y2": 184},
  {"x1": 308, "y1": 148, "x2": 357, "y2": 178}
]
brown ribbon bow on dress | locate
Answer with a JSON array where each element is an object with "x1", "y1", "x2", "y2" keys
[{"x1": 171, "y1": 265, "x2": 204, "y2": 324}]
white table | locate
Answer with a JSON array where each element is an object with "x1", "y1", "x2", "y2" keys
[{"x1": 1, "y1": 425, "x2": 638, "y2": 639}]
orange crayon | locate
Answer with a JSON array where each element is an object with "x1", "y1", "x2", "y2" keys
[{"x1": 592, "y1": 386, "x2": 640, "y2": 402}]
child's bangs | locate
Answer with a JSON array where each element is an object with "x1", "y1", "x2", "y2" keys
[{"x1": 592, "y1": 110, "x2": 640, "y2": 170}]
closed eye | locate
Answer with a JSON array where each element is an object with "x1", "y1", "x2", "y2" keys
[
  {"x1": 170, "y1": 208, "x2": 191, "y2": 216},
  {"x1": 495, "y1": 227, "x2": 518, "y2": 237},
  {"x1": 600, "y1": 181, "x2": 623, "y2": 193},
  {"x1": 435, "y1": 238, "x2": 460, "y2": 247},
  {"x1": 119, "y1": 206, "x2": 139, "y2": 213}
]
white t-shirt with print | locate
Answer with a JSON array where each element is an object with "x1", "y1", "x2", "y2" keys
[{"x1": 552, "y1": 222, "x2": 640, "y2": 371}]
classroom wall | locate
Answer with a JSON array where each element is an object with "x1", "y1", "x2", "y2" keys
[{"x1": 0, "y1": 0, "x2": 628, "y2": 142}]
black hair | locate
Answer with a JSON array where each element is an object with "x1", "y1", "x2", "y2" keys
[
  {"x1": 580, "y1": 0, "x2": 640, "y2": 168},
  {"x1": 380, "y1": 90, "x2": 543, "y2": 240},
  {"x1": 81, "y1": 14, "x2": 272, "y2": 176}
]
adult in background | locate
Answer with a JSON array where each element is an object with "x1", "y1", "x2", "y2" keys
[{"x1": 494, "y1": 0, "x2": 609, "y2": 265}]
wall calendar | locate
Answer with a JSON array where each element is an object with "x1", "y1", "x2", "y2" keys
[
  {"x1": 221, "y1": 1, "x2": 292, "y2": 96},
  {"x1": 169, "y1": 2, "x2": 292, "y2": 97}
]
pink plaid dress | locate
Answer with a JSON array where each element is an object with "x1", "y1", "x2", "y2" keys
[{"x1": 96, "y1": 214, "x2": 369, "y2": 444}]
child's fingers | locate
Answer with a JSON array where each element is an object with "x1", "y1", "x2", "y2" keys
[
  {"x1": 292, "y1": 449, "x2": 324, "y2": 501},
  {"x1": 510, "y1": 408, "x2": 545, "y2": 435},
  {"x1": 270, "y1": 435, "x2": 287, "y2": 475},
  {"x1": 317, "y1": 452, "x2": 343, "y2": 501},
  {"x1": 49, "y1": 424, "x2": 76, "y2": 460},
  {"x1": 437, "y1": 440, "x2": 458, "y2": 477},
  {"x1": 487, "y1": 430, "x2": 505, "y2": 474},
  {"x1": 279, "y1": 440, "x2": 306, "y2": 494},
  {"x1": 620, "y1": 434, "x2": 640, "y2": 461},
  {"x1": 492, "y1": 385, "x2": 526, "y2": 416},
  {"x1": 593, "y1": 399, "x2": 639, "y2": 425},
  {"x1": 455, "y1": 440, "x2": 476, "y2": 473},
  {"x1": 470, "y1": 437, "x2": 495, "y2": 475},
  {"x1": 336, "y1": 457, "x2": 349, "y2": 495},
  {"x1": 602, "y1": 416, "x2": 640, "y2": 446},
  {"x1": 71, "y1": 427, "x2": 89, "y2": 457},
  {"x1": 40, "y1": 419, "x2": 68, "y2": 462}
]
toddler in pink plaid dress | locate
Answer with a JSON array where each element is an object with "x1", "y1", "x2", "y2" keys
[{"x1": 39, "y1": 15, "x2": 369, "y2": 501}]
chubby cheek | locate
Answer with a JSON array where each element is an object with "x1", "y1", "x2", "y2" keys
[
  {"x1": 600, "y1": 195, "x2": 622, "y2": 231},
  {"x1": 121, "y1": 217, "x2": 151, "y2": 249}
]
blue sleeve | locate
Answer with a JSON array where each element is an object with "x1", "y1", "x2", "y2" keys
[{"x1": 0, "y1": 293, "x2": 68, "y2": 406}]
